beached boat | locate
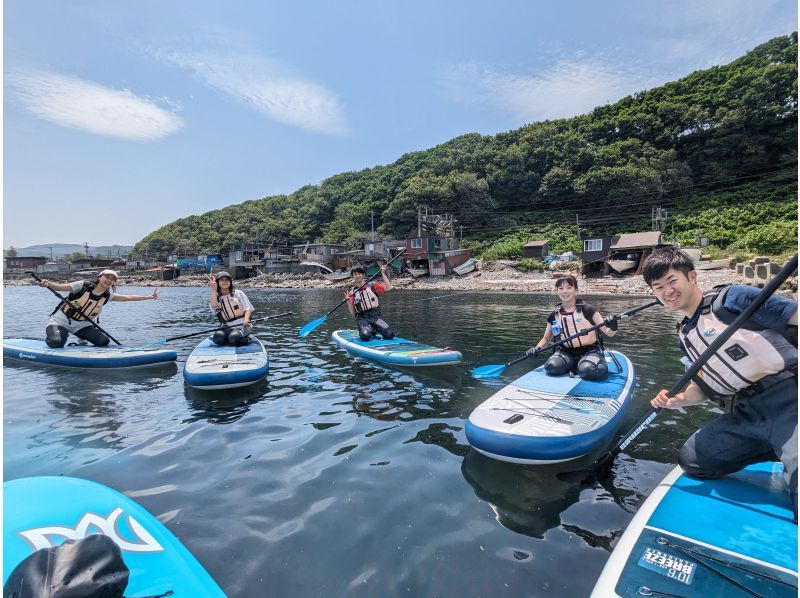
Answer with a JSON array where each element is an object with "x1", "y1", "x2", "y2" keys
[
  {"x1": 607, "y1": 259, "x2": 638, "y2": 273},
  {"x1": 408, "y1": 267, "x2": 429, "y2": 278},
  {"x1": 694, "y1": 258, "x2": 733, "y2": 271},
  {"x1": 453, "y1": 257, "x2": 477, "y2": 276},
  {"x1": 325, "y1": 271, "x2": 352, "y2": 283}
]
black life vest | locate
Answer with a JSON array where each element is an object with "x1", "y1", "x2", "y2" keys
[
  {"x1": 216, "y1": 292, "x2": 247, "y2": 323},
  {"x1": 678, "y1": 286, "x2": 798, "y2": 399},
  {"x1": 548, "y1": 300, "x2": 598, "y2": 350},
  {"x1": 52, "y1": 282, "x2": 111, "y2": 321}
]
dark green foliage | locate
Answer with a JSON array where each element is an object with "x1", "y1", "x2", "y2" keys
[{"x1": 133, "y1": 34, "x2": 798, "y2": 258}]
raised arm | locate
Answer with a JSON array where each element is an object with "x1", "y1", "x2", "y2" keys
[{"x1": 112, "y1": 289, "x2": 159, "y2": 302}]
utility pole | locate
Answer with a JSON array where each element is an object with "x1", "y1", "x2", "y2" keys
[
  {"x1": 371, "y1": 210, "x2": 375, "y2": 241},
  {"x1": 84, "y1": 241, "x2": 89, "y2": 257},
  {"x1": 418, "y1": 206, "x2": 422, "y2": 237},
  {"x1": 575, "y1": 214, "x2": 580, "y2": 241}
]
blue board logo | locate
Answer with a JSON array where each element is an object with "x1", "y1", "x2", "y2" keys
[{"x1": 702, "y1": 327, "x2": 717, "y2": 338}]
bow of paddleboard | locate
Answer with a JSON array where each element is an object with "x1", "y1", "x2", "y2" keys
[
  {"x1": 466, "y1": 350, "x2": 635, "y2": 464},
  {"x1": 183, "y1": 336, "x2": 269, "y2": 390},
  {"x1": 591, "y1": 462, "x2": 798, "y2": 597},
  {"x1": 4, "y1": 476, "x2": 225, "y2": 596},
  {"x1": 331, "y1": 329, "x2": 462, "y2": 366},
  {"x1": 2, "y1": 338, "x2": 177, "y2": 369}
]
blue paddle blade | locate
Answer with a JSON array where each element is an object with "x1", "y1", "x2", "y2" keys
[
  {"x1": 470, "y1": 364, "x2": 506, "y2": 379},
  {"x1": 299, "y1": 315, "x2": 327, "y2": 337}
]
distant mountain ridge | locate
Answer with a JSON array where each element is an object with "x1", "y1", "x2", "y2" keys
[{"x1": 8, "y1": 244, "x2": 133, "y2": 259}]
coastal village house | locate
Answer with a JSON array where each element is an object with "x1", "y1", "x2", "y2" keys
[
  {"x1": 580, "y1": 235, "x2": 617, "y2": 276},
  {"x1": 606, "y1": 231, "x2": 667, "y2": 275},
  {"x1": 405, "y1": 235, "x2": 472, "y2": 277},
  {"x1": 4, "y1": 256, "x2": 47, "y2": 274}
]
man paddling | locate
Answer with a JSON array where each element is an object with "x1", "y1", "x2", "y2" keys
[
  {"x1": 345, "y1": 265, "x2": 394, "y2": 341},
  {"x1": 643, "y1": 247, "x2": 798, "y2": 516}
]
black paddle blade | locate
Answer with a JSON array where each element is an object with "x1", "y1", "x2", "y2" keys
[{"x1": 557, "y1": 451, "x2": 615, "y2": 485}]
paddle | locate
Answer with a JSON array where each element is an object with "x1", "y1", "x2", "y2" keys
[
  {"x1": 27, "y1": 271, "x2": 122, "y2": 346},
  {"x1": 558, "y1": 253, "x2": 798, "y2": 485},
  {"x1": 298, "y1": 249, "x2": 407, "y2": 337},
  {"x1": 125, "y1": 311, "x2": 293, "y2": 351},
  {"x1": 470, "y1": 299, "x2": 660, "y2": 379}
]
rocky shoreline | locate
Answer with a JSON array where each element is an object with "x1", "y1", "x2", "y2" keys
[{"x1": 7, "y1": 262, "x2": 779, "y2": 296}]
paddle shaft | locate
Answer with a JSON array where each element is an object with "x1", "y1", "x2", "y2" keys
[
  {"x1": 611, "y1": 253, "x2": 797, "y2": 459},
  {"x1": 505, "y1": 299, "x2": 661, "y2": 369},
  {"x1": 162, "y1": 311, "x2": 293, "y2": 342},
  {"x1": 28, "y1": 271, "x2": 122, "y2": 345}
]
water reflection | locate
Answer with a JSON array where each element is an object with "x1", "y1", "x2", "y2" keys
[{"x1": 183, "y1": 379, "x2": 270, "y2": 425}]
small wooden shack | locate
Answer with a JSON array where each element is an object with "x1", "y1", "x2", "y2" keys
[{"x1": 522, "y1": 240, "x2": 549, "y2": 260}]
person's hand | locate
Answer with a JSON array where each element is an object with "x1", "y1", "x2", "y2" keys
[
  {"x1": 38, "y1": 279, "x2": 51, "y2": 288},
  {"x1": 150, "y1": 289, "x2": 160, "y2": 300},
  {"x1": 526, "y1": 347, "x2": 540, "y2": 357},
  {"x1": 344, "y1": 290, "x2": 353, "y2": 299},
  {"x1": 208, "y1": 275, "x2": 217, "y2": 291},
  {"x1": 603, "y1": 315, "x2": 618, "y2": 331},
  {"x1": 650, "y1": 389, "x2": 684, "y2": 409}
]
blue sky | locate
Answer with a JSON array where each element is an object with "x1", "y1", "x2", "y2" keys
[{"x1": 4, "y1": 0, "x2": 797, "y2": 249}]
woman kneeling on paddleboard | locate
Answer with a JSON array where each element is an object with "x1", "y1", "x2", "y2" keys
[
  {"x1": 209, "y1": 271, "x2": 254, "y2": 346},
  {"x1": 39, "y1": 269, "x2": 159, "y2": 348},
  {"x1": 345, "y1": 265, "x2": 394, "y2": 342},
  {"x1": 528, "y1": 275, "x2": 618, "y2": 380}
]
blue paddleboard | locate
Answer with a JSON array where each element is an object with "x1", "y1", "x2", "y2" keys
[
  {"x1": 592, "y1": 462, "x2": 798, "y2": 597},
  {"x1": 332, "y1": 329, "x2": 462, "y2": 366},
  {"x1": 466, "y1": 351, "x2": 635, "y2": 463},
  {"x1": 183, "y1": 335, "x2": 269, "y2": 390},
  {"x1": 4, "y1": 476, "x2": 225, "y2": 596},
  {"x1": 2, "y1": 338, "x2": 177, "y2": 369}
]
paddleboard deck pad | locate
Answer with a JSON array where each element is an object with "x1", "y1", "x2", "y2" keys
[
  {"x1": 4, "y1": 476, "x2": 225, "y2": 596},
  {"x1": 466, "y1": 350, "x2": 635, "y2": 463},
  {"x1": 592, "y1": 462, "x2": 798, "y2": 597},
  {"x1": 183, "y1": 335, "x2": 269, "y2": 389},
  {"x1": 3, "y1": 338, "x2": 177, "y2": 369},
  {"x1": 332, "y1": 329, "x2": 462, "y2": 366}
]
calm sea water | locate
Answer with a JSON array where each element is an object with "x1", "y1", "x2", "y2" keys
[{"x1": 3, "y1": 285, "x2": 722, "y2": 596}]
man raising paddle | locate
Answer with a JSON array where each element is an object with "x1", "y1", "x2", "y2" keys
[
  {"x1": 345, "y1": 265, "x2": 394, "y2": 342},
  {"x1": 643, "y1": 247, "x2": 798, "y2": 516}
]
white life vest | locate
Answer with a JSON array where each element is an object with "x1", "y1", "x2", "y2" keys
[
  {"x1": 216, "y1": 292, "x2": 246, "y2": 323},
  {"x1": 678, "y1": 288, "x2": 798, "y2": 398},
  {"x1": 549, "y1": 301, "x2": 598, "y2": 350},
  {"x1": 57, "y1": 282, "x2": 111, "y2": 321},
  {"x1": 352, "y1": 284, "x2": 380, "y2": 314}
]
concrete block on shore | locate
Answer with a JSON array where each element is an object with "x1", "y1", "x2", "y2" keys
[
  {"x1": 753, "y1": 256, "x2": 770, "y2": 265},
  {"x1": 735, "y1": 263, "x2": 745, "y2": 276},
  {"x1": 755, "y1": 264, "x2": 770, "y2": 285},
  {"x1": 742, "y1": 265, "x2": 754, "y2": 282},
  {"x1": 768, "y1": 262, "x2": 781, "y2": 276}
]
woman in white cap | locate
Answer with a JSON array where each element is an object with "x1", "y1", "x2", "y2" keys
[
  {"x1": 208, "y1": 271, "x2": 254, "y2": 346},
  {"x1": 38, "y1": 269, "x2": 159, "y2": 348}
]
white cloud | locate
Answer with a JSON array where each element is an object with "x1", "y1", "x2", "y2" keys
[
  {"x1": 438, "y1": 58, "x2": 660, "y2": 122},
  {"x1": 6, "y1": 69, "x2": 184, "y2": 140},
  {"x1": 152, "y1": 49, "x2": 348, "y2": 135}
]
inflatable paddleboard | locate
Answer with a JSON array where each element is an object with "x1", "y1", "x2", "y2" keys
[
  {"x1": 332, "y1": 329, "x2": 462, "y2": 366},
  {"x1": 592, "y1": 462, "x2": 798, "y2": 597},
  {"x1": 465, "y1": 350, "x2": 635, "y2": 464},
  {"x1": 4, "y1": 476, "x2": 225, "y2": 596},
  {"x1": 2, "y1": 338, "x2": 177, "y2": 369},
  {"x1": 183, "y1": 335, "x2": 269, "y2": 390}
]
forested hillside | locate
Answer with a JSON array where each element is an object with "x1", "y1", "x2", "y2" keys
[{"x1": 134, "y1": 33, "x2": 798, "y2": 258}]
